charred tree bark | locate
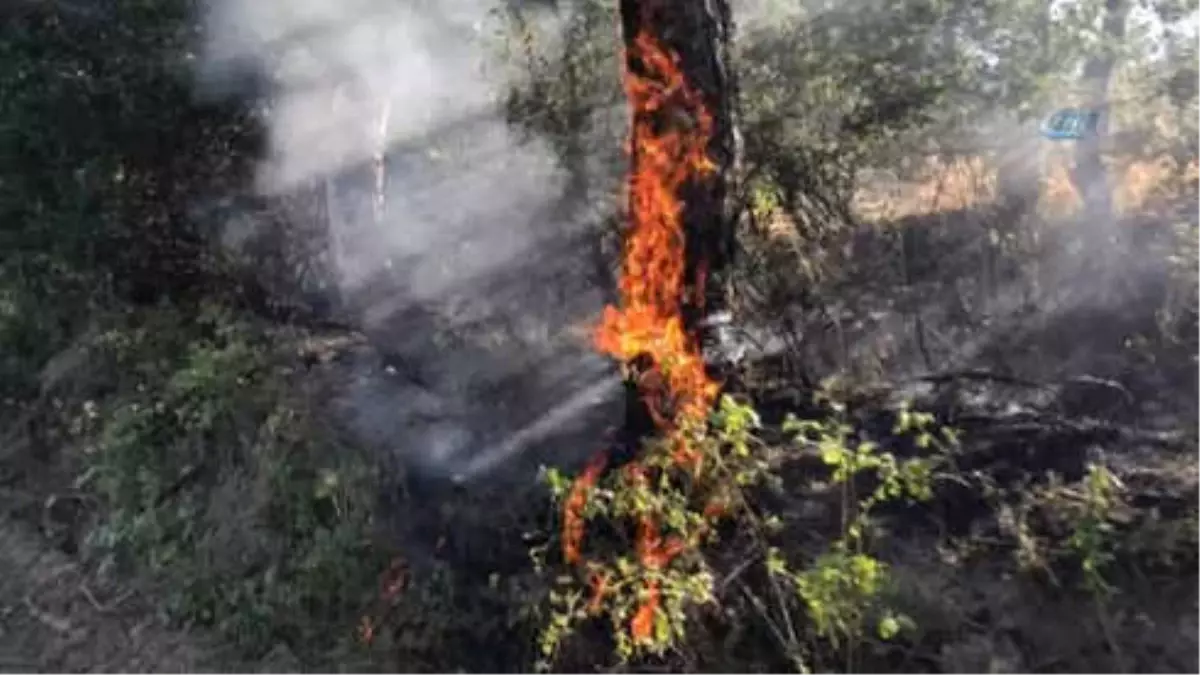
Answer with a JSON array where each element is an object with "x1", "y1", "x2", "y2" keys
[
  {"x1": 619, "y1": 0, "x2": 740, "y2": 344},
  {"x1": 615, "y1": 0, "x2": 741, "y2": 453}
]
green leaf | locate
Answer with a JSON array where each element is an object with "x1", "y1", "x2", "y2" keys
[{"x1": 878, "y1": 614, "x2": 901, "y2": 640}]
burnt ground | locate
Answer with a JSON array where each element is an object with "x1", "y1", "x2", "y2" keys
[
  {"x1": 0, "y1": 202, "x2": 1194, "y2": 672},
  {"x1": 733, "y1": 207, "x2": 1199, "y2": 672}
]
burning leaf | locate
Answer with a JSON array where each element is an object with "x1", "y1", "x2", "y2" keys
[
  {"x1": 562, "y1": 452, "x2": 608, "y2": 565},
  {"x1": 630, "y1": 581, "x2": 661, "y2": 643}
]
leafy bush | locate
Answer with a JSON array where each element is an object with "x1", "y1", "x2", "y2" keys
[
  {"x1": 0, "y1": 1, "x2": 258, "y2": 395},
  {"x1": 536, "y1": 393, "x2": 955, "y2": 671},
  {"x1": 79, "y1": 305, "x2": 386, "y2": 661}
]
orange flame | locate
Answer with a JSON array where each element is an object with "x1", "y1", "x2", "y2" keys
[
  {"x1": 630, "y1": 582, "x2": 661, "y2": 642},
  {"x1": 593, "y1": 30, "x2": 721, "y2": 425},
  {"x1": 563, "y1": 23, "x2": 724, "y2": 645},
  {"x1": 563, "y1": 452, "x2": 608, "y2": 565}
]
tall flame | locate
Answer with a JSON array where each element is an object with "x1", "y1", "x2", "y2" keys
[
  {"x1": 562, "y1": 25, "x2": 722, "y2": 644},
  {"x1": 594, "y1": 30, "x2": 721, "y2": 424}
]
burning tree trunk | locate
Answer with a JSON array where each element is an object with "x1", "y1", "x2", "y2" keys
[
  {"x1": 600, "y1": 0, "x2": 741, "y2": 455},
  {"x1": 560, "y1": 0, "x2": 741, "y2": 646},
  {"x1": 619, "y1": 0, "x2": 739, "y2": 330}
]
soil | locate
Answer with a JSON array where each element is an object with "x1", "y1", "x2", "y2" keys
[{"x1": 0, "y1": 516, "x2": 264, "y2": 674}]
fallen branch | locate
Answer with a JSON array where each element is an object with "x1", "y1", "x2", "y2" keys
[
  {"x1": 79, "y1": 583, "x2": 134, "y2": 614},
  {"x1": 23, "y1": 596, "x2": 73, "y2": 634},
  {"x1": 1064, "y1": 375, "x2": 1135, "y2": 405},
  {"x1": 915, "y1": 369, "x2": 1048, "y2": 389},
  {"x1": 954, "y1": 412, "x2": 1190, "y2": 450}
]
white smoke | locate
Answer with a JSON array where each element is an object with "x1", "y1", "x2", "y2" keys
[{"x1": 196, "y1": 0, "x2": 623, "y2": 480}]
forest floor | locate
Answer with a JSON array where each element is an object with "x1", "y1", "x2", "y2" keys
[
  {"x1": 0, "y1": 516, "x2": 254, "y2": 673},
  {"x1": 0, "y1": 206, "x2": 1195, "y2": 673}
]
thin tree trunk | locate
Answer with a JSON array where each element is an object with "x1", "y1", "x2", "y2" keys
[{"x1": 1073, "y1": 0, "x2": 1129, "y2": 227}]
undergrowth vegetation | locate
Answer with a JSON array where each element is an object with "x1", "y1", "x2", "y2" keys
[
  {"x1": 47, "y1": 305, "x2": 386, "y2": 663},
  {"x1": 0, "y1": 3, "x2": 386, "y2": 664},
  {"x1": 536, "y1": 394, "x2": 954, "y2": 671}
]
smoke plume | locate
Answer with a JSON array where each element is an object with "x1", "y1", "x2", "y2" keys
[{"x1": 196, "y1": 0, "x2": 622, "y2": 483}]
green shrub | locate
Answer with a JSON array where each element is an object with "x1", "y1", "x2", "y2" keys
[
  {"x1": 80, "y1": 305, "x2": 386, "y2": 661},
  {"x1": 536, "y1": 393, "x2": 955, "y2": 671}
]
